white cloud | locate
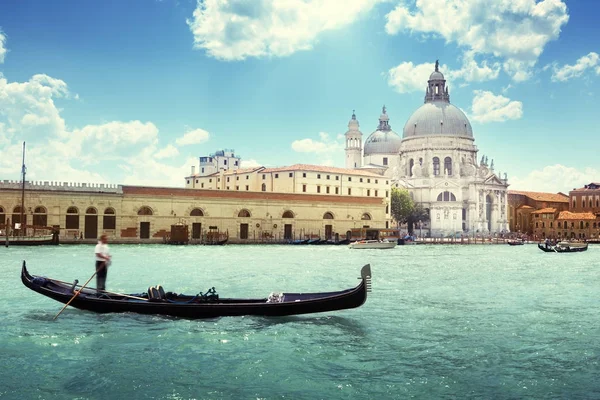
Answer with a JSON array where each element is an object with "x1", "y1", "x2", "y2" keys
[
  {"x1": 175, "y1": 128, "x2": 210, "y2": 146},
  {"x1": 387, "y1": 56, "x2": 500, "y2": 94},
  {"x1": 291, "y1": 132, "x2": 342, "y2": 154},
  {"x1": 385, "y1": 0, "x2": 569, "y2": 81},
  {"x1": 0, "y1": 30, "x2": 6, "y2": 63},
  {"x1": 510, "y1": 164, "x2": 600, "y2": 194},
  {"x1": 187, "y1": 0, "x2": 381, "y2": 61},
  {"x1": 0, "y1": 72, "x2": 205, "y2": 187},
  {"x1": 471, "y1": 90, "x2": 523, "y2": 123},
  {"x1": 0, "y1": 74, "x2": 69, "y2": 141},
  {"x1": 154, "y1": 144, "x2": 180, "y2": 159},
  {"x1": 387, "y1": 61, "x2": 440, "y2": 94},
  {"x1": 241, "y1": 159, "x2": 262, "y2": 168},
  {"x1": 551, "y1": 52, "x2": 599, "y2": 82}
]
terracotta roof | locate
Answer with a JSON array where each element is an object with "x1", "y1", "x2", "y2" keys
[
  {"x1": 517, "y1": 205, "x2": 534, "y2": 209},
  {"x1": 261, "y1": 164, "x2": 384, "y2": 178},
  {"x1": 188, "y1": 167, "x2": 264, "y2": 178},
  {"x1": 531, "y1": 208, "x2": 556, "y2": 214},
  {"x1": 508, "y1": 190, "x2": 569, "y2": 203},
  {"x1": 121, "y1": 185, "x2": 384, "y2": 205},
  {"x1": 557, "y1": 211, "x2": 597, "y2": 220}
]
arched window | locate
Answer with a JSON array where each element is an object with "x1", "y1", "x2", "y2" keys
[
  {"x1": 433, "y1": 157, "x2": 440, "y2": 176},
  {"x1": 444, "y1": 157, "x2": 452, "y2": 175},
  {"x1": 137, "y1": 206, "x2": 153, "y2": 216},
  {"x1": 436, "y1": 191, "x2": 456, "y2": 202},
  {"x1": 583, "y1": 200, "x2": 586, "y2": 208},
  {"x1": 580, "y1": 221, "x2": 584, "y2": 229},
  {"x1": 66, "y1": 206, "x2": 79, "y2": 229},
  {"x1": 238, "y1": 209, "x2": 251, "y2": 218},
  {"x1": 86, "y1": 207, "x2": 97, "y2": 214},
  {"x1": 361, "y1": 213, "x2": 371, "y2": 220},
  {"x1": 323, "y1": 212, "x2": 334, "y2": 219},
  {"x1": 0, "y1": 206, "x2": 4, "y2": 226},
  {"x1": 33, "y1": 206, "x2": 48, "y2": 227},
  {"x1": 586, "y1": 222, "x2": 589, "y2": 228},
  {"x1": 261, "y1": 183, "x2": 266, "y2": 191},
  {"x1": 282, "y1": 211, "x2": 294, "y2": 218},
  {"x1": 103, "y1": 207, "x2": 116, "y2": 230},
  {"x1": 190, "y1": 208, "x2": 204, "y2": 216}
]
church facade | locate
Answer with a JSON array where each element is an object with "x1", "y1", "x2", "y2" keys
[{"x1": 345, "y1": 63, "x2": 510, "y2": 237}]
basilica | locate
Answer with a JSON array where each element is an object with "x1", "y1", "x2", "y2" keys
[{"x1": 345, "y1": 62, "x2": 509, "y2": 237}]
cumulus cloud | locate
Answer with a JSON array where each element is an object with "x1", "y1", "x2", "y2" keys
[
  {"x1": 385, "y1": 0, "x2": 569, "y2": 81},
  {"x1": 0, "y1": 30, "x2": 6, "y2": 63},
  {"x1": 291, "y1": 132, "x2": 342, "y2": 154},
  {"x1": 175, "y1": 128, "x2": 210, "y2": 145},
  {"x1": 551, "y1": 52, "x2": 600, "y2": 82},
  {"x1": 187, "y1": 0, "x2": 381, "y2": 61},
  {"x1": 0, "y1": 71, "x2": 209, "y2": 187},
  {"x1": 154, "y1": 144, "x2": 180, "y2": 159},
  {"x1": 510, "y1": 164, "x2": 600, "y2": 194},
  {"x1": 387, "y1": 56, "x2": 500, "y2": 94},
  {"x1": 471, "y1": 90, "x2": 523, "y2": 123},
  {"x1": 241, "y1": 159, "x2": 262, "y2": 168}
]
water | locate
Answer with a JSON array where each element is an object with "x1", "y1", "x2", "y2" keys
[{"x1": 1, "y1": 244, "x2": 599, "y2": 399}]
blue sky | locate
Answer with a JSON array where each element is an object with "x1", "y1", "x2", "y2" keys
[{"x1": 0, "y1": 0, "x2": 598, "y2": 192}]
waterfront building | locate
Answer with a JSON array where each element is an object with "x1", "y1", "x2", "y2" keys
[
  {"x1": 507, "y1": 191, "x2": 570, "y2": 235},
  {"x1": 0, "y1": 179, "x2": 387, "y2": 243},
  {"x1": 346, "y1": 62, "x2": 510, "y2": 237},
  {"x1": 569, "y1": 182, "x2": 600, "y2": 215}
]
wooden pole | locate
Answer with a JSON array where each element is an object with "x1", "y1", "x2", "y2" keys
[{"x1": 53, "y1": 271, "x2": 97, "y2": 320}]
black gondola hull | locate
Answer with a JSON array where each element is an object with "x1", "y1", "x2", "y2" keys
[{"x1": 21, "y1": 263, "x2": 371, "y2": 319}]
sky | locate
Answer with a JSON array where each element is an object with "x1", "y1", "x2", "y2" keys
[{"x1": 0, "y1": 0, "x2": 598, "y2": 193}]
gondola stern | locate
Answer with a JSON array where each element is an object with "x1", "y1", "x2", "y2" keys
[{"x1": 360, "y1": 264, "x2": 372, "y2": 293}]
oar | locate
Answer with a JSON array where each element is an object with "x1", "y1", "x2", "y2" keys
[
  {"x1": 47, "y1": 278, "x2": 148, "y2": 301},
  {"x1": 53, "y1": 271, "x2": 97, "y2": 320}
]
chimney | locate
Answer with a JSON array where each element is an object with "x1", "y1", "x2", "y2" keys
[{"x1": 191, "y1": 166, "x2": 196, "y2": 175}]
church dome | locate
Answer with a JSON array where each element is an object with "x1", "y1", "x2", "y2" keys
[
  {"x1": 402, "y1": 61, "x2": 473, "y2": 139},
  {"x1": 403, "y1": 102, "x2": 473, "y2": 138},
  {"x1": 364, "y1": 106, "x2": 402, "y2": 155}
]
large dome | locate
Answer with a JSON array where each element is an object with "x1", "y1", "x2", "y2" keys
[
  {"x1": 364, "y1": 106, "x2": 402, "y2": 155},
  {"x1": 403, "y1": 101, "x2": 473, "y2": 138}
]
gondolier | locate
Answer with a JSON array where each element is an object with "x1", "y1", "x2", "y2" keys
[{"x1": 94, "y1": 234, "x2": 111, "y2": 292}]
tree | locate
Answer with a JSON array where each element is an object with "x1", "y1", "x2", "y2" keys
[
  {"x1": 390, "y1": 188, "x2": 414, "y2": 227},
  {"x1": 406, "y1": 204, "x2": 429, "y2": 235}
]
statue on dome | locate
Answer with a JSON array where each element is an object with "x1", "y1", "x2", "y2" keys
[{"x1": 435, "y1": 59, "x2": 439, "y2": 72}]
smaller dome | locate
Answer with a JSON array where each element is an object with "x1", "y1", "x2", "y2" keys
[
  {"x1": 364, "y1": 130, "x2": 402, "y2": 155},
  {"x1": 429, "y1": 71, "x2": 444, "y2": 81}
]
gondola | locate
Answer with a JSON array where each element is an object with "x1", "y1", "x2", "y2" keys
[
  {"x1": 507, "y1": 240, "x2": 524, "y2": 246},
  {"x1": 537, "y1": 242, "x2": 588, "y2": 253},
  {"x1": 21, "y1": 262, "x2": 371, "y2": 318}
]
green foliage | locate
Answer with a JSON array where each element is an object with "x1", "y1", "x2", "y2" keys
[
  {"x1": 391, "y1": 187, "x2": 431, "y2": 234},
  {"x1": 390, "y1": 188, "x2": 414, "y2": 225}
]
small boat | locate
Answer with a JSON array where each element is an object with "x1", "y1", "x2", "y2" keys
[
  {"x1": 348, "y1": 239, "x2": 396, "y2": 250},
  {"x1": 21, "y1": 262, "x2": 372, "y2": 318},
  {"x1": 3, "y1": 142, "x2": 60, "y2": 247},
  {"x1": 537, "y1": 241, "x2": 588, "y2": 253},
  {"x1": 507, "y1": 240, "x2": 524, "y2": 246},
  {"x1": 288, "y1": 238, "x2": 309, "y2": 245}
]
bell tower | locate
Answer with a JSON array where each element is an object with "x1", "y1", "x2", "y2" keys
[{"x1": 345, "y1": 110, "x2": 363, "y2": 169}]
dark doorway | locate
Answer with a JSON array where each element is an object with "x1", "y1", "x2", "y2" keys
[
  {"x1": 140, "y1": 222, "x2": 150, "y2": 239},
  {"x1": 84, "y1": 215, "x2": 98, "y2": 239},
  {"x1": 325, "y1": 225, "x2": 333, "y2": 239},
  {"x1": 240, "y1": 223, "x2": 249, "y2": 239},
  {"x1": 284, "y1": 224, "x2": 292, "y2": 240},
  {"x1": 192, "y1": 223, "x2": 202, "y2": 239}
]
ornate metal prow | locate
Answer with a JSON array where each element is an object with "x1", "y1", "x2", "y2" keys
[{"x1": 360, "y1": 264, "x2": 372, "y2": 292}]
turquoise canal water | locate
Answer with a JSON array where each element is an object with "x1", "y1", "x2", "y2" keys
[{"x1": 1, "y1": 244, "x2": 599, "y2": 399}]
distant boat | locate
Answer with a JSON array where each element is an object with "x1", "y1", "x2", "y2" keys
[
  {"x1": 349, "y1": 239, "x2": 397, "y2": 250},
  {"x1": 538, "y1": 241, "x2": 588, "y2": 253},
  {"x1": 507, "y1": 239, "x2": 524, "y2": 246},
  {"x1": 3, "y1": 142, "x2": 59, "y2": 247}
]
